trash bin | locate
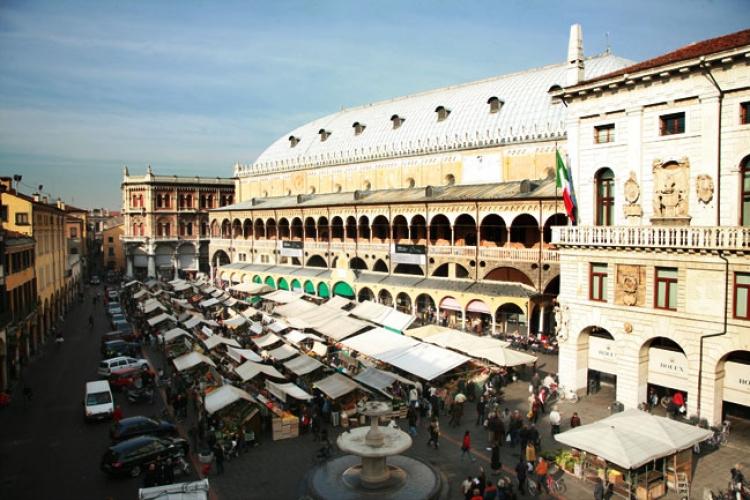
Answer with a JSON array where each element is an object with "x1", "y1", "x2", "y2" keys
[
  {"x1": 610, "y1": 401, "x2": 624, "y2": 414},
  {"x1": 331, "y1": 411, "x2": 340, "y2": 427}
]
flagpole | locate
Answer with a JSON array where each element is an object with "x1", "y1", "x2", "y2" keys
[{"x1": 554, "y1": 142, "x2": 559, "y2": 222}]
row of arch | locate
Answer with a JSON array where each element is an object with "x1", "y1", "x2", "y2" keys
[{"x1": 212, "y1": 212, "x2": 567, "y2": 248}]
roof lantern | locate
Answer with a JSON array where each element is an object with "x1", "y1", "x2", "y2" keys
[
  {"x1": 435, "y1": 106, "x2": 451, "y2": 121},
  {"x1": 487, "y1": 96, "x2": 504, "y2": 113},
  {"x1": 390, "y1": 114, "x2": 405, "y2": 130},
  {"x1": 352, "y1": 122, "x2": 366, "y2": 136},
  {"x1": 289, "y1": 136, "x2": 300, "y2": 148},
  {"x1": 318, "y1": 129, "x2": 332, "y2": 142}
]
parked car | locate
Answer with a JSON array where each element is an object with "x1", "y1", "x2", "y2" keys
[
  {"x1": 84, "y1": 380, "x2": 114, "y2": 422},
  {"x1": 101, "y1": 435, "x2": 189, "y2": 477},
  {"x1": 90, "y1": 275, "x2": 101, "y2": 285},
  {"x1": 101, "y1": 330, "x2": 137, "y2": 346},
  {"x1": 107, "y1": 304, "x2": 123, "y2": 316},
  {"x1": 108, "y1": 290, "x2": 119, "y2": 300},
  {"x1": 112, "y1": 319, "x2": 133, "y2": 334},
  {"x1": 108, "y1": 365, "x2": 153, "y2": 391},
  {"x1": 102, "y1": 340, "x2": 140, "y2": 359},
  {"x1": 110, "y1": 416, "x2": 176, "y2": 442},
  {"x1": 98, "y1": 356, "x2": 149, "y2": 377},
  {"x1": 110, "y1": 313, "x2": 126, "y2": 325}
]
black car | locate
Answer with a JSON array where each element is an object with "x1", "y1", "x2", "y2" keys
[
  {"x1": 101, "y1": 340, "x2": 140, "y2": 358},
  {"x1": 101, "y1": 435, "x2": 189, "y2": 477},
  {"x1": 110, "y1": 416, "x2": 176, "y2": 442}
]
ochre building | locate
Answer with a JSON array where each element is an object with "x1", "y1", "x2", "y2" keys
[{"x1": 210, "y1": 27, "x2": 632, "y2": 336}]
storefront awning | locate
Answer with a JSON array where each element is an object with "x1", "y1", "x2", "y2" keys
[
  {"x1": 229, "y1": 282, "x2": 273, "y2": 294},
  {"x1": 235, "y1": 360, "x2": 286, "y2": 381},
  {"x1": 173, "y1": 351, "x2": 216, "y2": 372},
  {"x1": 313, "y1": 373, "x2": 366, "y2": 399},
  {"x1": 205, "y1": 384, "x2": 256, "y2": 415},
  {"x1": 439, "y1": 296, "x2": 462, "y2": 311},
  {"x1": 268, "y1": 343, "x2": 298, "y2": 361},
  {"x1": 265, "y1": 380, "x2": 313, "y2": 402},
  {"x1": 349, "y1": 300, "x2": 414, "y2": 331},
  {"x1": 466, "y1": 300, "x2": 490, "y2": 314},
  {"x1": 283, "y1": 354, "x2": 324, "y2": 376}
]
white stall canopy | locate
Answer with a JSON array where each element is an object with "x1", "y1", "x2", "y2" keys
[
  {"x1": 162, "y1": 327, "x2": 192, "y2": 343},
  {"x1": 227, "y1": 346, "x2": 263, "y2": 363},
  {"x1": 223, "y1": 316, "x2": 247, "y2": 329},
  {"x1": 132, "y1": 289, "x2": 150, "y2": 300},
  {"x1": 199, "y1": 298, "x2": 220, "y2": 308},
  {"x1": 313, "y1": 373, "x2": 366, "y2": 400},
  {"x1": 228, "y1": 282, "x2": 273, "y2": 294},
  {"x1": 268, "y1": 343, "x2": 298, "y2": 361},
  {"x1": 284, "y1": 330, "x2": 325, "y2": 346},
  {"x1": 267, "y1": 321, "x2": 290, "y2": 333},
  {"x1": 173, "y1": 352, "x2": 216, "y2": 372},
  {"x1": 265, "y1": 380, "x2": 313, "y2": 402},
  {"x1": 283, "y1": 354, "x2": 324, "y2": 376},
  {"x1": 203, "y1": 335, "x2": 241, "y2": 351},
  {"x1": 173, "y1": 282, "x2": 192, "y2": 293},
  {"x1": 235, "y1": 361, "x2": 286, "y2": 381},
  {"x1": 263, "y1": 289, "x2": 302, "y2": 304},
  {"x1": 252, "y1": 333, "x2": 281, "y2": 349},
  {"x1": 313, "y1": 316, "x2": 370, "y2": 342},
  {"x1": 147, "y1": 313, "x2": 177, "y2": 327},
  {"x1": 274, "y1": 299, "x2": 318, "y2": 318},
  {"x1": 205, "y1": 385, "x2": 256, "y2": 415},
  {"x1": 354, "y1": 367, "x2": 416, "y2": 397},
  {"x1": 182, "y1": 315, "x2": 205, "y2": 329},
  {"x1": 349, "y1": 300, "x2": 414, "y2": 332}
]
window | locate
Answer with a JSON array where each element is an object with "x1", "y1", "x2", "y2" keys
[
  {"x1": 435, "y1": 106, "x2": 451, "y2": 122},
  {"x1": 741, "y1": 102, "x2": 750, "y2": 125},
  {"x1": 741, "y1": 156, "x2": 750, "y2": 227},
  {"x1": 15, "y1": 212, "x2": 29, "y2": 225},
  {"x1": 594, "y1": 124, "x2": 615, "y2": 144},
  {"x1": 318, "y1": 129, "x2": 331, "y2": 142},
  {"x1": 1, "y1": 205, "x2": 7, "y2": 222},
  {"x1": 107, "y1": 236, "x2": 113, "y2": 243},
  {"x1": 390, "y1": 114, "x2": 404, "y2": 129},
  {"x1": 108, "y1": 248, "x2": 115, "y2": 257},
  {"x1": 289, "y1": 136, "x2": 300, "y2": 148},
  {"x1": 487, "y1": 96, "x2": 503, "y2": 114},
  {"x1": 352, "y1": 122, "x2": 366, "y2": 136},
  {"x1": 595, "y1": 168, "x2": 615, "y2": 226},
  {"x1": 589, "y1": 263, "x2": 608, "y2": 302},
  {"x1": 655, "y1": 267, "x2": 678, "y2": 310},
  {"x1": 70, "y1": 227, "x2": 78, "y2": 238},
  {"x1": 735, "y1": 273, "x2": 750, "y2": 319},
  {"x1": 659, "y1": 112, "x2": 685, "y2": 136}
]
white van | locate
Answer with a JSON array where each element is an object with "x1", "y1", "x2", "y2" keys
[{"x1": 84, "y1": 380, "x2": 114, "y2": 422}]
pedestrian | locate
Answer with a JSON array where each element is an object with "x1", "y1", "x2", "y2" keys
[
  {"x1": 143, "y1": 462, "x2": 159, "y2": 488},
  {"x1": 528, "y1": 423, "x2": 540, "y2": 451},
  {"x1": 476, "y1": 396, "x2": 486, "y2": 426},
  {"x1": 594, "y1": 477, "x2": 605, "y2": 500},
  {"x1": 535, "y1": 456, "x2": 550, "y2": 494},
  {"x1": 213, "y1": 443, "x2": 225, "y2": 475},
  {"x1": 460, "y1": 430, "x2": 476, "y2": 462},
  {"x1": 570, "y1": 411, "x2": 582, "y2": 428},
  {"x1": 510, "y1": 410, "x2": 522, "y2": 446},
  {"x1": 531, "y1": 371, "x2": 541, "y2": 393},
  {"x1": 427, "y1": 416, "x2": 440, "y2": 449},
  {"x1": 461, "y1": 476, "x2": 474, "y2": 500},
  {"x1": 525, "y1": 441, "x2": 536, "y2": 463},
  {"x1": 469, "y1": 488, "x2": 483, "y2": 500},
  {"x1": 407, "y1": 406, "x2": 418, "y2": 438},
  {"x1": 515, "y1": 459, "x2": 528, "y2": 495},
  {"x1": 113, "y1": 405, "x2": 123, "y2": 424},
  {"x1": 549, "y1": 406, "x2": 561, "y2": 436},
  {"x1": 483, "y1": 480, "x2": 498, "y2": 500},
  {"x1": 476, "y1": 465, "x2": 487, "y2": 492},
  {"x1": 490, "y1": 444, "x2": 501, "y2": 474}
]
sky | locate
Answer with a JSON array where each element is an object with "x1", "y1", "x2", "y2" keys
[{"x1": 0, "y1": 0, "x2": 747, "y2": 210}]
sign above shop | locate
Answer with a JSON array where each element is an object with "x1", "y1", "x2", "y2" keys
[
  {"x1": 390, "y1": 244, "x2": 426, "y2": 265},
  {"x1": 279, "y1": 240, "x2": 303, "y2": 258}
]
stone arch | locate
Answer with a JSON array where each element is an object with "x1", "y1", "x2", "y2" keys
[
  {"x1": 711, "y1": 350, "x2": 750, "y2": 423},
  {"x1": 394, "y1": 263, "x2": 424, "y2": 276},
  {"x1": 410, "y1": 214, "x2": 427, "y2": 243},
  {"x1": 221, "y1": 219, "x2": 231, "y2": 238},
  {"x1": 543, "y1": 275, "x2": 560, "y2": 295},
  {"x1": 373, "y1": 259, "x2": 388, "y2": 273},
  {"x1": 212, "y1": 249, "x2": 230, "y2": 268},
  {"x1": 480, "y1": 214, "x2": 507, "y2": 246},
  {"x1": 484, "y1": 266, "x2": 534, "y2": 286},
  {"x1": 306, "y1": 255, "x2": 327, "y2": 268},
  {"x1": 254, "y1": 218, "x2": 265, "y2": 239},
  {"x1": 241, "y1": 219, "x2": 252, "y2": 239},
  {"x1": 543, "y1": 213, "x2": 568, "y2": 244},
  {"x1": 392, "y1": 215, "x2": 409, "y2": 242},
  {"x1": 357, "y1": 287, "x2": 374, "y2": 302},
  {"x1": 331, "y1": 216, "x2": 344, "y2": 241},
  {"x1": 429, "y1": 214, "x2": 451, "y2": 245},
  {"x1": 433, "y1": 262, "x2": 469, "y2": 279},
  {"x1": 278, "y1": 218, "x2": 290, "y2": 239},
  {"x1": 509, "y1": 213, "x2": 539, "y2": 248},
  {"x1": 414, "y1": 294, "x2": 436, "y2": 323},
  {"x1": 266, "y1": 218, "x2": 277, "y2": 239},
  {"x1": 495, "y1": 303, "x2": 525, "y2": 336},
  {"x1": 349, "y1": 257, "x2": 367, "y2": 270},
  {"x1": 291, "y1": 217, "x2": 303, "y2": 240},
  {"x1": 345, "y1": 216, "x2": 357, "y2": 240},
  {"x1": 378, "y1": 289, "x2": 393, "y2": 306},
  {"x1": 358, "y1": 215, "x2": 370, "y2": 240},
  {"x1": 371, "y1": 215, "x2": 389, "y2": 243},
  {"x1": 304, "y1": 217, "x2": 317, "y2": 240},
  {"x1": 317, "y1": 216, "x2": 329, "y2": 241},
  {"x1": 453, "y1": 213, "x2": 477, "y2": 246},
  {"x1": 396, "y1": 292, "x2": 412, "y2": 314},
  {"x1": 232, "y1": 218, "x2": 242, "y2": 238}
]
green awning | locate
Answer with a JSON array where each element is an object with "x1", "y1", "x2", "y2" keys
[
  {"x1": 265, "y1": 276, "x2": 276, "y2": 289},
  {"x1": 317, "y1": 282, "x2": 330, "y2": 298},
  {"x1": 278, "y1": 278, "x2": 289, "y2": 291},
  {"x1": 333, "y1": 281, "x2": 355, "y2": 298},
  {"x1": 304, "y1": 280, "x2": 315, "y2": 294},
  {"x1": 291, "y1": 279, "x2": 301, "y2": 291},
  {"x1": 253, "y1": 275, "x2": 262, "y2": 284}
]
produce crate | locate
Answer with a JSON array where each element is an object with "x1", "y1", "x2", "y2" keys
[{"x1": 271, "y1": 414, "x2": 299, "y2": 441}]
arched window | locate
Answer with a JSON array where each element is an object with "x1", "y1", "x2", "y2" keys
[
  {"x1": 742, "y1": 156, "x2": 750, "y2": 227},
  {"x1": 595, "y1": 168, "x2": 615, "y2": 226}
]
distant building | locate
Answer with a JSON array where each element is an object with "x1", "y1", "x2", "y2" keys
[
  {"x1": 102, "y1": 223, "x2": 125, "y2": 276},
  {"x1": 121, "y1": 166, "x2": 234, "y2": 279}
]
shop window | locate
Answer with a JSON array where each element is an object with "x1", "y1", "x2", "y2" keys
[
  {"x1": 108, "y1": 236, "x2": 113, "y2": 243},
  {"x1": 655, "y1": 267, "x2": 678, "y2": 310},
  {"x1": 659, "y1": 112, "x2": 685, "y2": 136},
  {"x1": 70, "y1": 227, "x2": 78, "y2": 238},
  {"x1": 594, "y1": 123, "x2": 615, "y2": 144},
  {"x1": 595, "y1": 168, "x2": 615, "y2": 226},
  {"x1": 741, "y1": 102, "x2": 750, "y2": 125},
  {"x1": 734, "y1": 273, "x2": 750, "y2": 320},
  {"x1": 589, "y1": 263, "x2": 608, "y2": 302}
]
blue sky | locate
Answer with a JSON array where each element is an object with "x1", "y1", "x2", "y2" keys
[{"x1": 0, "y1": 0, "x2": 746, "y2": 209}]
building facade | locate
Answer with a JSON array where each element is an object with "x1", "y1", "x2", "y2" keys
[
  {"x1": 552, "y1": 29, "x2": 750, "y2": 424},
  {"x1": 121, "y1": 166, "x2": 235, "y2": 280},
  {"x1": 209, "y1": 27, "x2": 632, "y2": 336},
  {"x1": 103, "y1": 223, "x2": 125, "y2": 275}
]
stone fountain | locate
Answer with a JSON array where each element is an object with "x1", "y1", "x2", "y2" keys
[{"x1": 305, "y1": 401, "x2": 444, "y2": 499}]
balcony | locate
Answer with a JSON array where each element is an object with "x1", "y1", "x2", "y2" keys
[{"x1": 552, "y1": 226, "x2": 750, "y2": 251}]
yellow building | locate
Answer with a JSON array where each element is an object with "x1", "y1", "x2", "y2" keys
[
  {"x1": 0, "y1": 178, "x2": 68, "y2": 347},
  {"x1": 210, "y1": 35, "x2": 632, "y2": 336},
  {"x1": 103, "y1": 223, "x2": 125, "y2": 275}
]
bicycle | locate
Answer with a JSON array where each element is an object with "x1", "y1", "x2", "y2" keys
[
  {"x1": 557, "y1": 385, "x2": 579, "y2": 403},
  {"x1": 546, "y1": 473, "x2": 567, "y2": 494}
]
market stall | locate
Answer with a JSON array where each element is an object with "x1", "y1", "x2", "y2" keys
[
  {"x1": 283, "y1": 354, "x2": 324, "y2": 376},
  {"x1": 173, "y1": 351, "x2": 216, "y2": 372},
  {"x1": 235, "y1": 360, "x2": 286, "y2": 382},
  {"x1": 554, "y1": 409, "x2": 712, "y2": 499},
  {"x1": 204, "y1": 384, "x2": 262, "y2": 447},
  {"x1": 349, "y1": 300, "x2": 414, "y2": 332}
]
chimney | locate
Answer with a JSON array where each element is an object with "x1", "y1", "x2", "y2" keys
[
  {"x1": 0, "y1": 177, "x2": 12, "y2": 192},
  {"x1": 33, "y1": 193, "x2": 40, "y2": 202},
  {"x1": 566, "y1": 24, "x2": 585, "y2": 86},
  {"x1": 42, "y1": 195, "x2": 49, "y2": 204},
  {"x1": 56, "y1": 198, "x2": 66, "y2": 211}
]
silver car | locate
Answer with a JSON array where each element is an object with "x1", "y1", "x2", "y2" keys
[{"x1": 98, "y1": 356, "x2": 149, "y2": 377}]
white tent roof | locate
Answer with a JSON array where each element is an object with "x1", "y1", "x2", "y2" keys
[
  {"x1": 313, "y1": 316, "x2": 370, "y2": 341},
  {"x1": 204, "y1": 384, "x2": 256, "y2": 415},
  {"x1": 227, "y1": 346, "x2": 263, "y2": 363},
  {"x1": 349, "y1": 300, "x2": 414, "y2": 331},
  {"x1": 267, "y1": 320, "x2": 289, "y2": 333},
  {"x1": 139, "y1": 479, "x2": 209, "y2": 500},
  {"x1": 266, "y1": 380, "x2": 313, "y2": 402},
  {"x1": 168, "y1": 278, "x2": 185, "y2": 285},
  {"x1": 182, "y1": 315, "x2": 204, "y2": 329},
  {"x1": 311, "y1": 341, "x2": 328, "y2": 357},
  {"x1": 313, "y1": 373, "x2": 365, "y2": 399},
  {"x1": 173, "y1": 282, "x2": 192, "y2": 292},
  {"x1": 249, "y1": 322, "x2": 263, "y2": 335},
  {"x1": 223, "y1": 316, "x2": 247, "y2": 329},
  {"x1": 202, "y1": 286, "x2": 217, "y2": 295},
  {"x1": 229, "y1": 282, "x2": 273, "y2": 294},
  {"x1": 171, "y1": 298, "x2": 194, "y2": 310},
  {"x1": 124, "y1": 280, "x2": 140, "y2": 288},
  {"x1": 203, "y1": 335, "x2": 241, "y2": 351},
  {"x1": 354, "y1": 366, "x2": 416, "y2": 395},
  {"x1": 283, "y1": 354, "x2": 324, "y2": 375},
  {"x1": 173, "y1": 351, "x2": 216, "y2": 371},
  {"x1": 273, "y1": 299, "x2": 318, "y2": 318},
  {"x1": 211, "y1": 290, "x2": 224, "y2": 298},
  {"x1": 223, "y1": 297, "x2": 238, "y2": 307},
  {"x1": 252, "y1": 333, "x2": 282, "y2": 349},
  {"x1": 263, "y1": 289, "x2": 302, "y2": 304},
  {"x1": 132, "y1": 289, "x2": 150, "y2": 300},
  {"x1": 199, "y1": 297, "x2": 220, "y2": 308},
  {"x1": 147, "y1": 313, "x2": 177, "y2": 327},
  {"x1": 143, "y1": 301, "x2": 167, "y2": 315},
  {"x1": 555, "y1": 409, "x2": 712, "y2": 469},
  {"x1": 162, "y1": 327, "x2": 192, "y2": 343},
  {"x1": 268, "y1": 343, "x2": 298, "y2": 361},
  {"x1": 235, "y1": 360, "x2": 286, "y2": 381},
  {"x1": 284, "y1": 330, "x2": 324, "y2": 345},
  {"x1": 323, "y1": 296, "x2": 353, "y2": 310},
  {"x1": 342, "y1": 328, "x2": 469, "y2": 380},
  {"x1": 201, "y1": 326, "x2": 214, "y2": 337}
]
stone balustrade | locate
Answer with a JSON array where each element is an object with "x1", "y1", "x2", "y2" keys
[{"x1": 552, "y1": 225, "x2": 750, "y2": 251}]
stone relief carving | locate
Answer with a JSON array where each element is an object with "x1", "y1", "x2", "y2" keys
[
  {"x1": 696, "y1": 174, "x2": 714, "y2": 204},
  {"x1": 615, "y1": 265, "x2": 646, "y2": 307},
  {"x1": 623, "y1": 172, "x2": 643, "y2": 218},
  {"x1": 553, "y1": 303, "x2": 570, "y2": 341},
  {"x1": 652, "y1": 158, "x2": 690, "y2": 218}
]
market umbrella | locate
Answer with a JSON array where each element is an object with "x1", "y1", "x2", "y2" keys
[{"x1": 454, "y1": 393, "x2": 467, "y2": 403}]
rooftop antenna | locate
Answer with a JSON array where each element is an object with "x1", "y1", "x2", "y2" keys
[{"x1": 605, "y1": 32, "x2": 611, "y2": 54}]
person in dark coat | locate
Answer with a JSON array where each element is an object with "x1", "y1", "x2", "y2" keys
[
  {"x1": 515, "y1": 459, "x2": 527, "y2": 495},
  {"x1": 490, "y1": 445, "x2": 502, "y2": 474},
  {"x1": 143, "y1": 462, "x2": 159, "y2": 488},
  {"x1": 213, "y1": 443, "x2": 225, "y2": 475}
]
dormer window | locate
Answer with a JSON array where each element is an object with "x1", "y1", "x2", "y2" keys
[
  {"x1": 390, "y1": 114, "x2": 404, "y2": 130},
  {"x1": 487, "y1": 96, "x2": 504, "y2": 113},
  {"x1": 352, "y1": 122, "x2": 366, "y2": 136},
  {"x1": 318, "y1": 129, "x2": 331, "y2": 142},
  {"x1": 435, "y1": 106, "x2": 451, "y2": 122},
  {"x1": 289, "y1": 136, "x2": 300, "y2": 148}
]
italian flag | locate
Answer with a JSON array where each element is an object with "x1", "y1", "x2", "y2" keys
[{"x1": 555, "y1": 149, "x2": 577, "y2": 224}]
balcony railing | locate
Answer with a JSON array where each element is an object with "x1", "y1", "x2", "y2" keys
[{"x1": 552, "y1": 225, "x2": 750, "y2": 251}]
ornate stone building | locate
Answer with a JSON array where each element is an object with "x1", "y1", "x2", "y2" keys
[
  {"x1": 210, "y1": 26, "x2": 632, "y2": 336},
  {"x1": 552, "y1": 29, "x2": 750, "y2": 424},
  {"x1": 121, "y1": 166, "x2": 234, "y2": 279}
]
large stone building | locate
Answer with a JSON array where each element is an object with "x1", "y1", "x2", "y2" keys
[
  {"x1": 552, "y1": 29, "x2": 750, "y2": 424},
  {"x1": 209, "y1": 27, "x2": 632, "y2": 336},
  {"x1": 121, "y1": 166, "x2": 235, "y2": 279},
  {"x1": 102, "y1": 223, "x2": 125, "y2": 276}
]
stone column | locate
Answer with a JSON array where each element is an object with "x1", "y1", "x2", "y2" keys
[
  {"x1": 539, "y1": 305, "x2": 546, "y2": 334},
  {"x1": 126, "y1": 254, "x2": 133, "y2": 277},
  {"x1": 147, "y1": 254, "x2": 156, "y2": 278}
]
